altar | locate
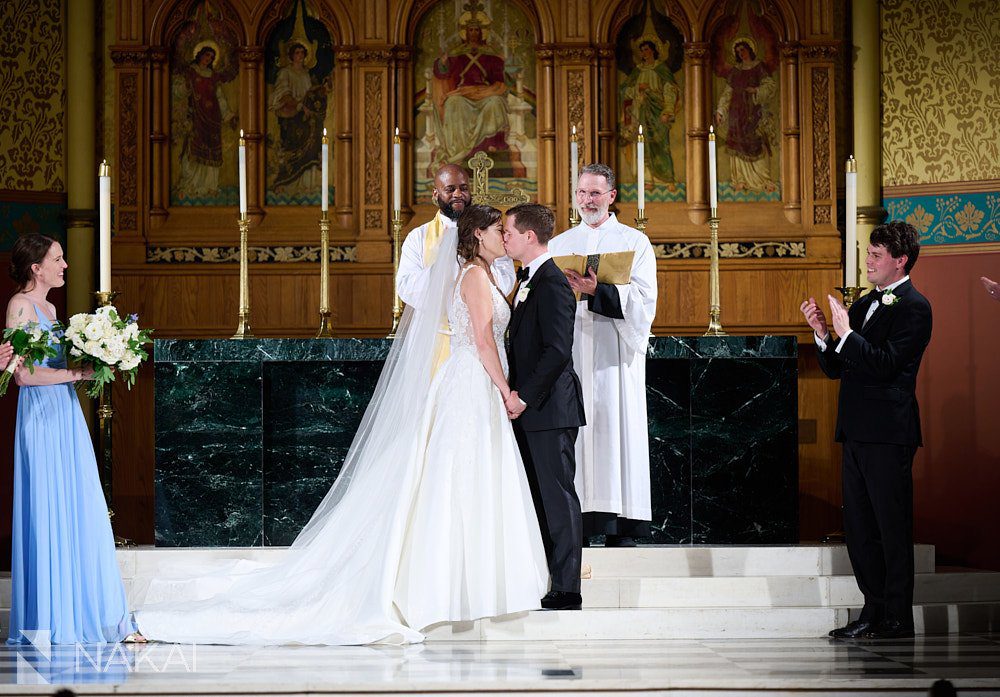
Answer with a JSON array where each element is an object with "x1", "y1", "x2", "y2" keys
[{"x1": 153, "y1": 336, "x2": 797, "y2": 547}]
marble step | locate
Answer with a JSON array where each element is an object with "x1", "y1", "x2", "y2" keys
[
  {"x1": 111, "y1": 543, "x2": 936, "y2": 580},
  {"x1": 421, "y1": 601, "x2": 1000, "y2": 641},
  {"x1": 580, "y1": 571, "x2": 1000, "y2": 609}
]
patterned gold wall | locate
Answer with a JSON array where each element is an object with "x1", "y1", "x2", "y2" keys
[
  {"x1": 0, "y1": 0, "x2": 65, "y2": 193},
  {"x1": 882, "y1": 0, "x2": 1000, "y2": 246}
]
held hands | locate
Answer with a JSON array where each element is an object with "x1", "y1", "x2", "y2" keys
[
  {"x1": 799, "y1": 297, "x2": 829, "y2": 339},
  {"x1": 505, "y1": 390, "x2": 526, "y2": 420},
  {"x1": 564, "y1": 268, "x2": 598, "y2": 296},
  {"x1": 826, "y1": 295, "x2": 851, "y2": 338}
]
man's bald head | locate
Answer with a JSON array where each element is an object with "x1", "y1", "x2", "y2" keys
[{"x1": 432, "y1": 165, "x2": 472, "y2": 220}]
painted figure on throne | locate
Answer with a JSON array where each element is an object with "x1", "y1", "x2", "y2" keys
[
  {"x1": 170, "y1": 20, "x2": 240, "y2": 205},
  {"x1": 414, "y1": 0, "x2": 536, "y2": 202}
]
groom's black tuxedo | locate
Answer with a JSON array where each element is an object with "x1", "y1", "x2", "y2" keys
[
  {"x1": 817, "y1": 279, "x2": 932, "y2": 629},
  {"x1": 507, "y1": 257, "x2": 586, "y2": 594}
]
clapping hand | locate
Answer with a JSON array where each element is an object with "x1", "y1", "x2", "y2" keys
[
  {"x1": 827, "y1": 295, "x2": 851, "y2": 338},
  {"x1": 982, "y1": 276, "x2": 1000, "y2": 302},
  {"x1": 565, "y1": 268, "x2": 598, "y2": 296},
  {"x1": 799, "y1": 297, "x2": 829, "y2": 339},
  {"x1": 505, "y1": 390, "x2": 526, "y2": 420}
]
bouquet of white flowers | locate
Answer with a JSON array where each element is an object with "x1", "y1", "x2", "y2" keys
[
  {"x1": 0, "y1": 322, "x2": 61, "y2": 396},
  {"x1": 63, "y1": 306, "x2": 153, "y2": 399}
]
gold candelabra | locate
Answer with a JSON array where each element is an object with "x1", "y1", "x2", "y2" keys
[
  {"x1": 316, "y1": 211, "x2": 334, "y2": 338},
  {"x1": 704, "y1": 212, "x2": 726, "y2": 336},
  {"x1": 232, "y1": 215, "x2": 254, "y2": 339},
  {"x1": 389, "y1": 209, "x2": 403, "y2": 338}
]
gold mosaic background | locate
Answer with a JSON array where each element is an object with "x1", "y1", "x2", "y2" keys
[{"x1": 881, "y1": 0, "x2": 1000, "y2": 187}]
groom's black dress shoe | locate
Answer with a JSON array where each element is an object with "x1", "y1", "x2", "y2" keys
[
  {"x1": 828, "y1": 619, "x2": 876, "y2": 639},
  {"x1": 541, "y1": 591, "x2": 582, "y2": 611},
  {"x1": 863, "y1": 619, "x2": 915, "y2": 640}
]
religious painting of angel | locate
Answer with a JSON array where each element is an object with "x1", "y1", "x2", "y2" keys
[
  {"x1": 711, "y1": 0, "x2": 781, "y2": 201},
  {"x1": 169, "y1": 0, "x2": 241, "y2": 206},
  {"x1": 413, "y1": 0, "x2": 537, "y2": 203},
  {"x1": 265, "y1": 0, "x2": 335, "y2": 205},
  {"x1": 616, "y1": 1, "x2": 685, "y2": 203}
]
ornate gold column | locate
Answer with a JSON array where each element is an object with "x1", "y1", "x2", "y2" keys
[
  {"x1": 684, "y1": 42, "x2": 710, "y2": 225},
  {"x1": 65, "y1": 0, "x2": 97, "y2": 322},
  {"x1": 852, "y1": 0, "x2": 884, "y2": 289},
  {"x1": 536, "y1": 45, "x2": 556, "y2": 210}
]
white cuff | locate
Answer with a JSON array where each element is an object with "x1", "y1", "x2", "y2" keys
[
  {"x1": 813, "y1": 331, "x2": 830, "y2": 351},
  {"x1": 518, "y1": 396, "x2": 527, "y2": 407},
  {"x1": 835, "y1": 329, "x2": 853, "y2": 353}
]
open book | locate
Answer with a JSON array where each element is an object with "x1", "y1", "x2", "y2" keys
[{"x1": 553, "y1": 251, "x2": 635, "y2": 299}]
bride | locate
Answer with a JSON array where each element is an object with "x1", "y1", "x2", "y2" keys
[{"x1": 135, "y1": 204, "x2": 548, "y2": 644}]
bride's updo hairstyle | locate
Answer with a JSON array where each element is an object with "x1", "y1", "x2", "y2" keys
[
  {"x1": 456, "y1": 204, "x2": 502, "y2": 262},
  {"x1": 9, "y1": 233, "x2": 57, "y2": 293}
]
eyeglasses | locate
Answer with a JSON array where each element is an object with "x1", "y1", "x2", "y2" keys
[{"x1": 575, "y1": 189, "x2": 613, "y2": 199}]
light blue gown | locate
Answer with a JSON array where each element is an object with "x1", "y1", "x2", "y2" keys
[{"x1": 7, "y1": 304, "x2": 135, "y2": 645}]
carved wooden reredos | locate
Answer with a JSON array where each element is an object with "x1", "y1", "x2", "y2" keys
[{"x1": 111, "y1": 0, "x2": 839, "y2": 265}]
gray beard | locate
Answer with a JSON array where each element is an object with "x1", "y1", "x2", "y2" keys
[{"x1": 579, "y1": 207, "x2": 608, "y2": 226}]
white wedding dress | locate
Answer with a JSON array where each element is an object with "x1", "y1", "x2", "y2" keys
[{"x1": 135, "y1": 251, "x2": 548, "y2": 645}]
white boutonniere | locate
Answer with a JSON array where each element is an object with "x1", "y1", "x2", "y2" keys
[
  {"x1": 881, "y1": 291, "x2": 900, "y2": 306},
  {"x1": 516, "y1": 286, "x2": 531, "y2": 304}
]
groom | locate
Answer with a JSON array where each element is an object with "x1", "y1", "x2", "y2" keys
[{"x1": 502, "y1": 203, "x2": 586, "y2": 611}]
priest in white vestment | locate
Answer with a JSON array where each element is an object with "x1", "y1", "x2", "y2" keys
[
  {"x1": 548, "y1": 163, "x2": 658, "y2": 546},
  {"x1": 397, "y1": 164, "x2": 515, "y2": 308}
]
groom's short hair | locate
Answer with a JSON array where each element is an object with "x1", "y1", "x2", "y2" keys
[
  {"x1": 870, "y1": 220, "x2": 921, "y2": 273},
  {"x1": 507, "y1": 203, "x2": 555, "y2": 244}
]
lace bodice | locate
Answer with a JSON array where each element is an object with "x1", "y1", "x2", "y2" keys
[{"x1": 448, "y1": 265, "x2": 510, "y2": 369}]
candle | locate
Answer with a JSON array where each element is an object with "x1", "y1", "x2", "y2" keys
[
  {"x1": 570, "y1": 125, "x2": 579, "y2": 202},
  {"x1": 238, "y1": 129, "x2": 247, "y2": 219},
  {"x1": 321, "y1": 128, "x2": 329, "y2": 213},
  {"x1": 708, "y1": 125, "x2": 718, "y2": 214},
  {"x1": 98, "y1": 160, "x2": 111, "y2": 293},
  {"x1": 637, "y1": 124, "x2": 645, "y2": 211},
  {"x1": 392, "y1": 127, "x2": 401, "y2": 213},
  {"x1": 845, "y1": 156, "x2": 858, "y2": 286}
]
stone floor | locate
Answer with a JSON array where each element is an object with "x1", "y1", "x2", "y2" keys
[{"x1": 2, "y1": 634, "x2": 999, "y2": 695}]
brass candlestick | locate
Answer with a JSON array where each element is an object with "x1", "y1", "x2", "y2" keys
[
  {"x1": 389, "y1": 209, "x2": 403, "y2": 338},
  {"x1": 232, "y1": 215, "x2": 254, "y2": 339},
  {"x1": 704, "y1": 212, "x2": 726, "y2": 336},
  {"x1": 316, "y1": 211, "x2": 334, "y2": 338},
  {"x1": 635, "y1": 208, "x2": 648, "y2": 232},
  {"x1": 835, "y1": 285, "x2": 863, "y2": 308},
  {"x1": 92, "y1": 290, "x2": 131, "y2": 546}
]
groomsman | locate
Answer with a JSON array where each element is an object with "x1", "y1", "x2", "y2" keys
[
  {"x1": 548, "y1": 163, "x2": 658, "y2": 547},
  {"x1": 396, "y1": 164, "x2": 515, "y2": 308},
  {"x1": 801, "y1": 220, "x2": 932, "y2": 640}
]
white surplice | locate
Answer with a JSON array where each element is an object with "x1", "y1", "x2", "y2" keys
[
  {"x1": 548, "y1": 213, "x2": 657, "y2": 521},
  {"x1": 397, "y1": 212, "x2": 515, "y2": 308}
]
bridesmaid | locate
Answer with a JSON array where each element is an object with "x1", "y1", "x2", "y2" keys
[{"x1": 5, "y1": 234, "x2": 142, "y2": 645}]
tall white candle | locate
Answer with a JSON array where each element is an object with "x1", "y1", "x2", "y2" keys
[
  {"x1": 637, "y1": 124, "x2": 645, "y2": 211},
  {"x1": 238, "y1": 130, "x2": 247, "y2": 219},
  {"x1": 321, "y1": 128, "x2": 329, "y2": 213},
  {"x1": 570, "y1": 125, "x2": 578, "y2": 201},
  {"x1": 393, "y1": 127, "x2": 401, "y2": 213},
  {"x1": 98, "y1": 160, "x2": 111, "y2": 293},
  {"x1": 845, "y1": 156, "x2": 858, "y2": 286},
  {"x1": 708, "y1": 125, "x2": 718, "y2": 213}
]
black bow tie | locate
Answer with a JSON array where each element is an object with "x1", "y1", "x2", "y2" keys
[
  {"x1": 868, "y1": 289, "x2": 884, "y2": 305},
  {"x1": 516, "y1": 267, "x2": 530, "y2": 282}
]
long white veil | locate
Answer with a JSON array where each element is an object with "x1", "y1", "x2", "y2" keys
[{"x1": 136, "y1": 228, "x2": 461, "y2": 645}]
